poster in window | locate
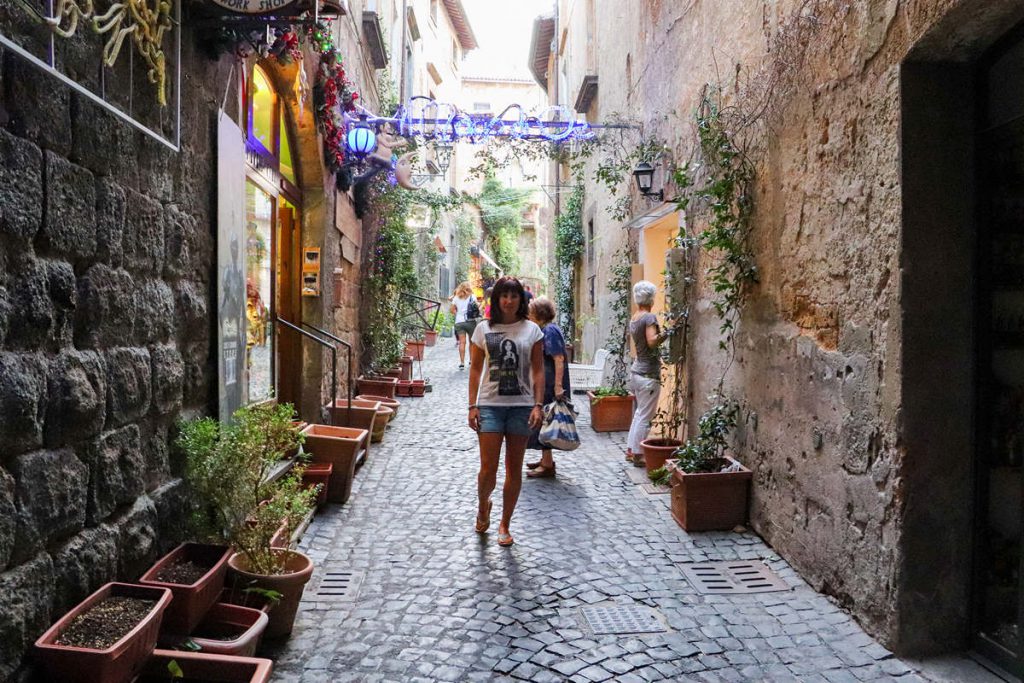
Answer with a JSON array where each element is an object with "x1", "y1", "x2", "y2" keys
[{"x1": 217, "y1": 113, "x2": 247, "y2": 422}]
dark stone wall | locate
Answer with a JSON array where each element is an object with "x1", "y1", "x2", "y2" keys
[{"x1": 0, "y1": 28, "x2": 230, "y2": 680}]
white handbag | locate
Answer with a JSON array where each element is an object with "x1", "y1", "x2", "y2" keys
[{"x1": 538, "y1": 399, "x2": 581, "y2": 451}]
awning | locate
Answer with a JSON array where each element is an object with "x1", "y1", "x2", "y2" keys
[
  {"x1": 621, "y1": 202, "x2": 676, "y2": 231},
  {"x1": 477, "y1": 247, "x2": 502, "y2": 274}
]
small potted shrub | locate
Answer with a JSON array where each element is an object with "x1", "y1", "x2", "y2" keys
[
  {"x1": 669, "y1": 400, "x2": 752, "y2": 532},
  {"x1": 139, "y1": 542, "x2": 233, "y2": 636},
  {"x1": 588, "y1": 354, "x2": 634, "y2": 432},
  {"x1": 178, "y1": 403, "x2": 318, "y2": 640}
]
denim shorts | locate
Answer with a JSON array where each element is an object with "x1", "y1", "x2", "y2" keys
[{"x1": 477, "y1": 406, "x2": 533, "y2": 435}]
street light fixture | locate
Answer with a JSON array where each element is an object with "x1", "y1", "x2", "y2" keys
[
  {"x1": 434, "y1": 141, "x2": 454, "y2": 175},
  {"x1": 346, "y1": 114, "x2": 378, "y2": 158},
  {"x1": 632, "y1": 161, "x2": 663, "y2": 201}
]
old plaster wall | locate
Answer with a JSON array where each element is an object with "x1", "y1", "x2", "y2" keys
[
  {"x1": 571, "y1": 0, "x2": 1022, "y2": 654},
  {"x1": 0, "y1": 22, "x2": 231, "y2": 679}
]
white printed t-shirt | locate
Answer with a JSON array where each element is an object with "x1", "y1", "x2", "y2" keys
[{"x1": 471, "y1": 319, "x2": 544, "y2": 407}]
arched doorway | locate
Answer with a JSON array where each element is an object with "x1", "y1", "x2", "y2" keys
[{"x1": 243, "y1": 63, "x2": 304, "y2": 411}]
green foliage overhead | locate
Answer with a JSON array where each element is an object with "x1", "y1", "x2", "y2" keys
[
  {"x1": 475, "y1": 175, "x2": 533, "y2": 275},
  {"x1": 453, "y1": 213, "x2": 477, "y2": 287},
  {"x1": 553, "y1": 184, "x2": 584, "y2": 334}
]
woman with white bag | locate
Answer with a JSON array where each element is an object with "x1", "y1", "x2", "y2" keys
[{"x1": 526, "y1": 297, "x2": 576, "y2": 478}]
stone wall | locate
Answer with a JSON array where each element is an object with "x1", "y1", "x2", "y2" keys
[
  {"x1": 569, "y1": 0, "x2": 1024, "y2": 654},
  {"x1": 0, "y1": 28, "x2": 228, "y2": 679}
]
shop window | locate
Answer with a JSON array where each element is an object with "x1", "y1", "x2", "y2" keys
[
  {"x1": 245, "y1": 180, "x2": 275, "y2": 404},
  {"x1": 279, "y1": 114, "x2": 296, "y2": 185},
  {"x1": 249, "y1": 66, "x2": 276, "y2": 157}
]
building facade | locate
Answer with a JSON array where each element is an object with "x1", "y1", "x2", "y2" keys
[{"x1": 533, "y1": 0, "x2": 1024, "y2": 671}]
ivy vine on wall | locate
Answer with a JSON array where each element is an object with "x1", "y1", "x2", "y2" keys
[{"x1": 553, "y1": 183, "x2": 584, "y2": 335}]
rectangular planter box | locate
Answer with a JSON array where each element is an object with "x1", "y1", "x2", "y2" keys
[
  {"x1": 325, "y1": 399, "x2": 380, "y2": 463},
  {"x1": 301, "y1": 462, "x2": 333, "y2": 507},
  {"x1": 300, "y1": 424, "x2": 367, "y2": 504},
  {"x1": 670, "y1": 457, "x2": 752, "y2": 531},
  {"x1": 404, "y1": 340, "x2": 425, "y2": 360},
  {"x1": 140, "y1": 543, "x2": 233, "y2": 636},
  {"x1": 587, "y1": 392, "x2": 635, "y2": 432},
  {"x1": 188, "y1": 603, "x2": 269, "y2": 658},
  {"x1": 356, "y1": 375, "x2": 397, "y2": 399},
  {"x1": 35, "y1": 582, "x2": 173, "y2": 683},
  {"x1": 409, "y1": 379, "x2": 426, "y2": 397},
  {"x1": 400, "y1": 356, "x2": 413, "y2": 380},
  {"x1": 136, "y1": 649, "x2": 272, "y2": 682}
]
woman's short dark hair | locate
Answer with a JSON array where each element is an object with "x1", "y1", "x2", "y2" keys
[{"x1": 489, "y1": 276, "x2": 528, "y2": 324}]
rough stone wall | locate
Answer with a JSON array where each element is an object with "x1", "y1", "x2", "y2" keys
[
  {"x1": 570, "y1": 0, "x2": 1021, "y2": 653},
  {"x1": 0, "y1": 27, "x2": 229, "y2": 679}
]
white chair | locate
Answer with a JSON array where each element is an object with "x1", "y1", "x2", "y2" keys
[{"x1": 568, "y1": 348, "x2": 610, "y2": 393}]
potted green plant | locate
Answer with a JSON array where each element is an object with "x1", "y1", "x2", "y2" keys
[
  {"x1": 588, "y1": 250, "x2": 636, "y2": 432},
  {"x1": 177, "y1": 403, "x2": 318, "y2": 640},
  {"x1": 668, "y1": 400, "x2": 752, "y2": 531}
]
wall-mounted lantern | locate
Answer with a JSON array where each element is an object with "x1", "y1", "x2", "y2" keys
[
  {"x1": 346, "y1": 115, "x2": 378, "y2": 158},
  {"x1": 632, "y1": 161, "x2": 663, "y2": 202}
]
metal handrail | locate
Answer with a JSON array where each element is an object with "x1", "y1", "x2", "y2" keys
[
  {"x1": 274, "y1": 316, "x2": 338, "y2": 425},
  {"x1": 300, "y1": 322, "x2": 354, "y2": 417},
  {"x1": 398, "y1": 291, "x2": 442, "y2": 333}
]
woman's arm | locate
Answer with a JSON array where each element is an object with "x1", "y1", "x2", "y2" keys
[
  {"x1": 529, "y1": 340, "x2": 544, "y2": 428},
  {"x1": 552, "y1": 354, "x2": 566, "y2": 398},
  {"x1": 468, "y1": 342, "x2": 485, "y2": 430}
]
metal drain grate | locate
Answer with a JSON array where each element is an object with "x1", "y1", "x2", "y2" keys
[
  {"x1": 303, "y1": 569, "x2": 365, "y2": 603},
  {"x1": 681, "y1": 561, "x2": 790, "y2": 594},
  {"x1": 582, "y1": 604, "x2": 667, "y2": 635}
]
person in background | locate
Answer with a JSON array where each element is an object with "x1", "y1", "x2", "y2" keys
[
  {"x1": 523, "y1": 284, "x2": 534, "y2": 305},
  {"x1": 525, "y1": 296, "x2": 571, "y2": 478},
  {"x1": 482, "y1": 287, "x2": 493, "y2": 320},
  {"x1": 468, "y1": 277, "x2": 545, "y2": 547},
  {"x1": 625, "y1": 281, "x2": 669, "y2": 466},
  {"x1": 450, "y1": 281, "x2": 477, "y2": 370}
]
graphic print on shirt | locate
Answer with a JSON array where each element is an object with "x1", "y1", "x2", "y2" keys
[{"x1": 486, "y1": 332, "x2": 528, "y2": 396}]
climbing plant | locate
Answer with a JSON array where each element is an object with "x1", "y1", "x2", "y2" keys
[
  {"x1": 553, "y1": 184, "x2": 584, "y2": 333},
  {"x1": 592, "y1": 247, "x2": 633, "y2": 397},
  {"x1": 475, "y1": 175, "x2": 533, "y2": 275},
  {"x1": 453, "y1": 213, "x2": 478, "y2": 287}
]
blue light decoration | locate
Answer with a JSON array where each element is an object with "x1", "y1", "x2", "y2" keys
[{"x1": 346, "y1": 115, "x2": 378, "y2": 157}]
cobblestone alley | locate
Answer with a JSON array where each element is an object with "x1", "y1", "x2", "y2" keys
[{"x1": 271, "y1": 343, "x2": 987, "y2": 683}]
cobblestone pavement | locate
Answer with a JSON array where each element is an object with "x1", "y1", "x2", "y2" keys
[{"x1": 271, "y1": 342, "x2": 975, "y2": 682}]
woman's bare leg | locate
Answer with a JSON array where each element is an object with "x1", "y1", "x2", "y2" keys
[
  {"x1": 477, "y1": 433, "x2": 502, "y2": 524},
  {"x1": 500, "y1": 434, "x2": 527, "y2": 533}
]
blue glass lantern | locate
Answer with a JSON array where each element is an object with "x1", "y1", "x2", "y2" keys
[{"x1": 346, "y1": 115, "x2": 377, "y2": 157}]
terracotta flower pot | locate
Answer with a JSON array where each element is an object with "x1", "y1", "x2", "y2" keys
[
  {"x1": 670, "y1": 457, "x2": 752, "y2": 531},
  {"x1": 383, "y1": 367, "x2": 402, "y2": 379},
  {"x1": 34, "y1": 582, "x2": 173, "y2": 683},
  {"x1": 356, "y1": 394, "x2": 400, "y2": 421},
  {"x1": 139, "y1": 542, "x2": 233, "y2": 636},
  {"x1": 424, "y1": 330, "x2": 438, "y2": 347},
  {"x1": 371, "y1": 405, "x2": 393, "y2": 443},
  {"x1": 400, "y1": 356, "x2": 413, "y2": 380},
  {"x1": 188, "y1": 603, "x2": 269, "y2": 658},
  {"x1": 300, "y1": 424, "x2": 367, "y2": 504},
  {"x1": 640, "y1": 438, "x2": 682, "y2": 474},
  {"x1": 138, "y1": 649, "x2": 272, "y2": 682},
  {"x1": 325, "y1": 399, "x2": 379, "y2": 462},
  {"x1": 227, "y1": 550, "x2": 314, "y2": 639},
  {"x1": 356, "y1": 375, "x2": 397, "y2": 398},
  {"x1": 404, "y1": 339, "x2": 425, "y2": 360},
  {"x1": 409, "y1": 379, "x2": 426, "y2": 397},
  {"x1": 301, "y1": 462, "x2": 332, "y2": 507},
  {"x1": 396, "y1": 380, "x2": 412, "y2": 397},
  {"x1": 587, "y1": 392, "x2": 635, "y2": 432}
]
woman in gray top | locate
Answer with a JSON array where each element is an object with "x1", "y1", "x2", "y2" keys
[{"x1": 626, "y1": 280, "x2": 667, "y2": 466}]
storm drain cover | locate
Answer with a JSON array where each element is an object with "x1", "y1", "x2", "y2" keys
[
  {"x1": 582, "y1": 604, "x2": 667, "y2": 635},
  {"x1": 303, "y1": 569, "x2": 364, "y2": 603},
  {"x1": 681, "y1": 561, "x2": 790, "y2": 594}
]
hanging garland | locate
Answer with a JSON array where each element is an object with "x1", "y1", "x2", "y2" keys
[{"x1": 308, "y1": 22, "x2": 359, "y2": 176}]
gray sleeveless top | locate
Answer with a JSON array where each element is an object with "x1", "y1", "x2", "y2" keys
[{"x1": 629, "y1": 312, "x2": 661, "y2": 378}]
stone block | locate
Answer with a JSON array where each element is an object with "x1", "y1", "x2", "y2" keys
[
  {"x1": 71, "y1": 96, "x2": 137, "y2": 178},
  {"x1": 0, "y1": 353, "x2": 48, "y2": 454},
  {"x1": 135, "y1": 279, "x2": 175, "y2": 345},
  {"x1": 0, "y1": 128, "x2": 43, "y2": 241},
  {"x1": 47, "y1": 260, "x2": 77, "y2": 346},
  {"x1": 82, "y1": 425, "x2": 145, "y2": 525},
  {"x1": 10, "y1": 448, "x2": 88, "y2": 562},
  {"x1": 164, "y1": 205, "x2": 207, "y2": 280},
  {"x1": 49, "y1": 525, "x2": 119, "y2": 615},
  {"x1": 150, "y1": 478, "x2": 189, "y2": 553},
  {"x1": 181, "y1": 339, "x2": 211, "y2": 407},
  {"x1": 0, "y1": 554, "x2": 55, "y2": 682},
  {"x1": 122, "y1": 188, "x2": 164, "y2": 275},
  {"x1": 45, "y1": 349, "x2": 106, "y2": 447},
  {"x1": 5, "y1": 58, "x2": 71, "y2": 156},
  {"x1": 175, "y1": 281, "x2": 208, "y2": 337},
  {"x1": 141, "y1": 421, "x2": 171, "y2": 491},
  {"x1": 0, "y1": 467, "x2": 15, "y2": 570},
  {"x1": 0, "y1": 283, "x2": 9, "y2": 346},
  {"x1": 107, "y1": 495, "x2": 159, "y2": 579},
  {"x1": 40, "y1": 151, "x2": 96, "y2": 261},
  {"x1": 96, "y1": 178, "x2": 126, "y2": 266},
  {"x1": 104, "y1": 347, "x2": 152, "y2": 428},
  {"x1": 151, "y1": 344, "x2": 184, "y2": 415},
  {"x1": 7, "y1": 260, "x2": 55, "y2": 350},
  {"x1": 75, "y1": 264, "x2": 136, "y2": 347}
]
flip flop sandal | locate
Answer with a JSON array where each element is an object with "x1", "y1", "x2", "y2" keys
[
  {"x1": 497, "y1": 531, "x2": 514, "y2": 547},
  {"x1": 527, "y1": 465, "x2": 556, "y2": 479},
  {"x1": 526, "y1": 460, "x2": 541, "y2": 469},
  {"x1": 475, "y1": 500, "x2": 492, "y2": 534}
]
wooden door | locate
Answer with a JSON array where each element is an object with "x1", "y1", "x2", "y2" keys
[{"x1": 277, "y1": 203, "x2": 301, "y2": 411}]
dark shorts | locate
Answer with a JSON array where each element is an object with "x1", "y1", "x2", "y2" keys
[
  {"x1": 454, "y1": 320, "x2": 477, "y2": 338},
  {"x1": 477, "y1": 406, "x2": 532, "y2": 435}
]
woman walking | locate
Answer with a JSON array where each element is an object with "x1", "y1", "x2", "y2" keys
[
  {"x1": 468, "y1": 276, "x2": 545, "y2": 546},
  {"x1": 626, "y1": 281, "x2": 668, "y2": 466},
  {"x1": 525, "y1": 296, "x2": 571, "y2": 478},
  {"x1": 450, "y1": 282, "x2": 478, "y2": 370}
]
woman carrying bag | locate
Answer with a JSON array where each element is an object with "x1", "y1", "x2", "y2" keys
[{"x1": 526, "y1": 296, "x2": 576, "y2": 478}]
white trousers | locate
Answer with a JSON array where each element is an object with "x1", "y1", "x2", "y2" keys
[{"x1": 627, "y1": 372, "x2": 661, "y2": 452}]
